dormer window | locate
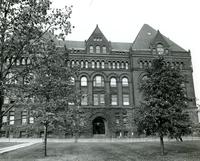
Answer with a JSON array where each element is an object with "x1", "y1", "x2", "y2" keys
[
  {"x1": 89, "y1": 46, "x2": 94, "y2": 53},
  {"x1": 156, "y1": 44, "x2": 164, "y2": 55},
  {"x1": 96, "y1": 46, "x2": 100, "y2": 53}
]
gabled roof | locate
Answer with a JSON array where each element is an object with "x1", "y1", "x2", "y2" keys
[
  {"x1": 111, "y1": 42, "x2": 132, "y2": 51},
  {"x1": 132, "y1": 24, "x2": 186, "y2": 52},
  {"x1": 57, "y1": 40, "x2": 85, "y2": 49},
  {"x1": 87, "y1": 25, "x2": 108, "y2": 42}
]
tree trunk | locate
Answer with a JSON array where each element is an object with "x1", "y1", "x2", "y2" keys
[
  {"x1": 44, "y1": 123, "x2": 48, "y2": 157},
  {"x1": 160, "y1": 135, "x2": 165, "y2": 155},
  {"x1": 0, "y1": 88, "x2": 4, "y2": 137}
]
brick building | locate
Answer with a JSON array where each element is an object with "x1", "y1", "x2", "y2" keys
[{"x1": 2, "y1": 24, "x2": 198, "y2": 138}]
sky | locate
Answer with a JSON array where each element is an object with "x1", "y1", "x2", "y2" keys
[{"x1": 52, "y1": 0, "x2": 200, "y2": 104}]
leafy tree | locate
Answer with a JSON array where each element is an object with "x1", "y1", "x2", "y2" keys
[
  {"x1": 54, "y1": 97, "x2": 87, "y2": 142},
  {"x1": 134, "y1": 57, "x2": 192, "y2": 155},
  {"x1": 24, "y1": 40, "x2": 79, "y2": 156},
  {"x1": 0, "y1": 0, "x2": 72, "y2": 135}
]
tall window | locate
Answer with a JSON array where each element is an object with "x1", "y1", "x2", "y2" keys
[
  {"x1": 71, "y1": 60, "x2": 74, "y2": 67},
  {"x1": 96, "y1": 61, "x2": 100, "y2": 68},
  {"x1": 21, "y1": 110, "x2": 27, "y2": 125},
  {"x1": 101, "y1": 61, "x2": 105, "y2": 69},
  {"x1": 117, "y1": 62, "x2": 120, "y2": 69},
  {"x1": 102, "y1": 46, "x2": 106, "y2": 53},
  {"x1": 112, "y1": 62, "x2": 116, "y2": 69},
  {"x1": 108, "y1": 62, "x2": 111, "y2": 69},
  {"x1": 93, "y1": 94, "x2": 105, "y2": 105},
  {"x1": 2, "y1": 112, "x2": 7, "y2": 123},
  {"x1": 80, "y1": 61, "x2": 84, "y2": 68},
  {"x1": 22, "y1": 58, "x2": 26, "y2": 65},
  {"x1": 9, "y1": 111, "x2": 15, "y2": 125},
  {"x1": 121, "y1": 62, "x2": 124, "y2": 69},
  {"x1": 156, "y1": 44, "x2": 164, "y2": 55},
  {"x1": 122, "y1": 77, "x2": 128, "y2": 87},
  {"x1": 125, "y1": 62, "x2": 128, "y2": 69},
  {"x1": 110, "y1": 78, "x2": 117, "y2": 87},
  {"x1": 123, "y1": 94, "x2": 130, "y2": 105},
  {"x1": 27, "y1": 58, "x2": 31, "y2": 64},
  {"x1": 92, "y1": 61, "x2": 95, "y2": 68},
  {"x1": 96, "y1": 46, "x2": 100, "y2": 53},
  {"x1": 29, "y1": 114, "x2": 34, "y2": 124},
  {"x1": 85, "y1": 61, "x2": 88, "y2": 68},
  {"x1": 111, "y1": 95, "x2": 118, "y2": 105},
  {"x1": 81, "y1": 76, "x2": 87, "y2": 86},
  {"x1": 93, "y1": 76, "x2": 104, "y2": 87},
  {"x1": 89, "y1": 46, "x2": 94, "y2": 53}
]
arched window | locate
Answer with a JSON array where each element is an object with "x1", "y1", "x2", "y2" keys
[
  {"x1": 81, "y1": 61, "x2": 84, "y2": 68},
  {"x1": 93, "y1": 75, "x2": 104, "y2": 87},
  {"x1": 156, "y1": 44, "x2": 164, "y2": 55},
  {"x1": 89, "y1": 46, "x2": 94, "y2": 53},
  {"x1": 121, "y1": 62, "x2": 125, "y2": 69},
  {"x1": 92, "y1": 61, "x2": 95, "y2": 68},
  {"x1": 96, "y1": 61, "x2": 100, "y2": 68},
  {"x1": 125, "y1": 62, "x2": 129, "y2": 69},
  {"x1": 81, "y1": 76, "x2": 87, "y2": 86},
  {"x1": 96, "y1": 46, "x2": 100, "y2": 53},
  {"x1": 117, "y1": 62, "x2": 120, "y2": 69},
  {"x1": 112, "y1": 62, "x2": 116, "y2": 69},
  {"x1": 108, "y1": 62, "x2": 111, "y2": 69},
  {"x1": 22, "y1": 58, "x2": 26, "y2": 65},
  {"x1": 85, "y1": 61, "x2": 88, "y2": 68},
  {"x1": 110, "y1": 78, "x2": 117, "y2": 87},
  {"x1": 101, "y1": 61, "x2": 105, "y2": 69},
  {"x1": 27, "y1": 58, "x2": 31, "y2": 64},
  {"x1": 122, "y1": 77, "x2": 128, "y2": 87},
  {"x1": 16, "y1": 59, "x2": 20, "y2": 65},
  {"x1": 102, "y1": 46, "x2": 106, "y2": 53},
  {"x1": 71, "y1": 60, "x2": 74, "y2": 67}
]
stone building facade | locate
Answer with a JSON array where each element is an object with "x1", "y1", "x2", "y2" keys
[{"x1": 2, "y1": 24, "x2": 198, "y2": 138}]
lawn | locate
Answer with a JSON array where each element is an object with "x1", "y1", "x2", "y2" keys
[{"x1": 0, "y1": 141, "x2": 200, "y2": 161}]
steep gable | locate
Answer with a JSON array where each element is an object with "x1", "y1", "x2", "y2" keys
[
  {"x1": 132, "y1": 24, "x2": 186, "y2": 52},
  {"x1": 86, "y1": 25, "x2": 110, "y2": 54}
]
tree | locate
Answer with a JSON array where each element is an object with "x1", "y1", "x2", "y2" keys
[
  {"x1": 24, "y1": 40, "x2": 79, "y2": 156},
  {"x1": 134, "y1": 56, "x2": 192, "y2": 155},
  {"x1": 53, "y1": 97, "x2": 87, "y2": 142},
  {"x1": 0, "y1": 0, "x2": 72, "y2": 135}
]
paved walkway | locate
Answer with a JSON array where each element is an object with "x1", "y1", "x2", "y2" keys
[{"x1": 0, "y1": 136, "x2": 200, "y2": 154}]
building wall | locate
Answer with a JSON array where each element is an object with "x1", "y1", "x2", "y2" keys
[{"x1": 2, "y1": 25, "x2": 198, "y2": 138}]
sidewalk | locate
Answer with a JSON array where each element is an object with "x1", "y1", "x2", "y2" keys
[
  {"x1": 0, "y1": 136, "x2": 200, "y2": 154},
  {"x1": 0, "y1": 142, "x2": 38, "y2": 154}
]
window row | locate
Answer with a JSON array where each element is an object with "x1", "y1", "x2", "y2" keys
[
  {"x1": 2, "y1": 110, "x2": 34, "y2": 125},
  {"x1": 68, "y1": 60, "x2": 129, "y2": 69},
  {"x1": 80, "y1": 76, "x2": 129, "y2": 87},
  {"x1": 152, "y1": 44, "x2": 169, "y2": 55},
  {"x1": 115, "y1": 111, "x2": 128, "y2": 125},
  {"x1": 89, "y1": 45, "x2": 107, "y2": 54},
  {"x1": 5, "y1": 57, "x2": 31, "y2": 66},
  {"x1": 5, "y1": 73, "x2": 34, "y2": 85},
  {"x1": 80, "y1": 94, "x2": 130, "y2": 106},
  {"x1": 139, "y1": 60, "x2": 184, "y2": 69}
]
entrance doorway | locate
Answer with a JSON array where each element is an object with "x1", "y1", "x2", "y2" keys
[{"x1": 92, "y1": 117, "x2": 105, "y2": 135}]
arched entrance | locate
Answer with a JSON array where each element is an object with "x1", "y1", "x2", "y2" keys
[{"x1": 92, "y1": 117, "x2": 106, "y2": 135}]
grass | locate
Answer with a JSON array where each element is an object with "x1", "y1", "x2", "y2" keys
[
  {"x1": 0, "y1": 141, "x2": 200, "y2": 161},
  {"x1": 0, "y1": 142, "x2": 22, "y2": 148}
]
